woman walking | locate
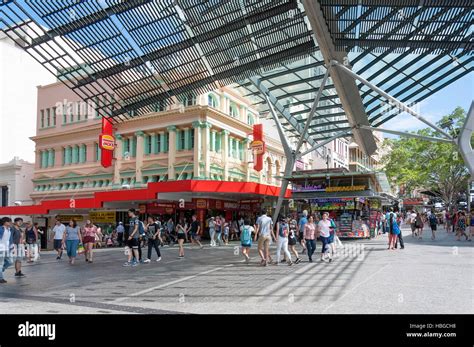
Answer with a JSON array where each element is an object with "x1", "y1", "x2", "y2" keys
[
  {"x1": 215, "y1": 216, "x2": 223, "y2": 246},
  {"x1": 288, "y1": 216, "x2": 301, "y2": 264},
  {"x1": 240, "y1": 219, "x2": 254, "y2": 263},
  {"x1": 303, "y1": 216, "x2": 317, "y2": 263},
  {"x1": 275, "y1": 216, "x2": 292, "y2": 266},
  {"x1": 82, "y1": 220, "x2": 98, "y2": 263},
  {"x1": 24, "y1": 221, "x2": 38, "y2": 263},
  {"x1": 144, "y1": 216, "x2": 162, "y2": 263},
  {"x1": 176, "y1": 220, "x2": 187, "y2": 258},
  {"x1": 208, "y1": 217, "x2": 216, "y2": 247},
  {"x1": 456, "y1": 211, "x2": 469, "y2": 241},
  {"x1": 387, "y1": 211, "x2": 400, "y2": 250},
  {"x1": 62, "y1": 219, "x2": 82, "y2": 265},
  {"x1": 415, "y1": 212, "x2": 424, "y2": 240},
  {"x1": 318, "y1": 212, "x2": 332, "y2": 262}
]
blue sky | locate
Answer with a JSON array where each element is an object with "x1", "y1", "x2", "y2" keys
[{"x1": 382, "y1": 73, "x2": 473, "y2": 135}]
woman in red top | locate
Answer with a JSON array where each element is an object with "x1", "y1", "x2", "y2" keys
[{"x1": 82, "y1": 220, "x2": 98, "y2": 263}]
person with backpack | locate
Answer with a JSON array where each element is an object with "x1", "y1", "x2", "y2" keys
[
  {"x1": 123, "y1": 208, "x2": 141, "y2": 267},
  {"x1": 240, "y1": 219, "x2": 254, "y2": 264},
  {"x1": 414, "y1": 212, "x2": 424, "y2": 240},
  {"x1": 428, "y1": 211, "x2": 438, "y2": 241},
  {"x1": 24, "y1": 221, "x2": 38, "y2": 263},
  {"x1": 274, "y1": 216, "x2": 293, "y2": 266},
  {"x1": 456, "y1": 211, "x2": 469, "y2": 241},
  {"x1": 386, "y1": 209, "x2": 400, "y2": 250},
  {"x1": 394, "y1": 212, "x2": 405, "y2": 249},
  {"x1": 144, "y1": 216, "x2": 162, "y2": 263}
]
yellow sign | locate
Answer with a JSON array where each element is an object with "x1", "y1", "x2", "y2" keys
[
  {"x1": 56, "y1": 215, "x2": 84, "y2": 223},
  {"x1": 250, "y1": 140, "x2": 264, "y2": 154},
  {"x1": 100, "y1": 134, "x2": 115, "y2": 151},
  {"x1": 325, "y1": 185, "x2": 366, "y2": 193},
  {"x1": 88, "y1": 211, "x2": 116, "y2": 224}
]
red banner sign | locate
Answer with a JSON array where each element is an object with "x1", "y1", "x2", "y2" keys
[
  {"x1": 100, "y1": 117, "x2": 114, "y2": 168},
  {"x1": 252, "y1": 124, "x2": 265, "y2": 171}
]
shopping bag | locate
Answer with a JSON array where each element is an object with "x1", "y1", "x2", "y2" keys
[{"x1": 77, "y1": 243, "x2": 85, "y2": 255}]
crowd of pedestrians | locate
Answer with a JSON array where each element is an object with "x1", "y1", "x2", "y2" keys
[{"x1": 1, "y1": 204, "x2": 473, "y2": 283}]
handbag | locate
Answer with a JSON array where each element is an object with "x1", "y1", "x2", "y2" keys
[{"x1": 77, "y1": 243, "x2": 85, "y2": 255}]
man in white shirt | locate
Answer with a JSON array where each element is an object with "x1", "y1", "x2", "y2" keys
[
  {"x1": 0, "y1": 217, "x2": 14, "y2": 284},
  {"x1": 254, "y1": 210, "x2": 275, "y2": 266},
  {"x1": 52, "y1": 219, "x2": 66, "y2": 260}
]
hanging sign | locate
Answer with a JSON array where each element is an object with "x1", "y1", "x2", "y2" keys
[
  {"x1": 99, "y1": 116, "x2": 115, "y2": 168},
  {"x1": 252, "y1": 124, "x2": 265, "y2": 171}
]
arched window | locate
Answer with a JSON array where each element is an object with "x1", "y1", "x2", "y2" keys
[
  {"x1": 183, "y1": 94, "x2": 196, "y2": 106},
  {"x1": 247, "y1": 113, "x2": 255, "y2": 125},
  {"x1": 208, "y1": 93, "x2": 219, "y2": 108},
  {"x1": 229, "y1": 103, "x2": 239, "y2": 118}
]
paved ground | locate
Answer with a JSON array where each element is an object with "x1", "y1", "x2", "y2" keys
[{"x1": 0, "y1": 225, "x2": 473, "y2": 314}]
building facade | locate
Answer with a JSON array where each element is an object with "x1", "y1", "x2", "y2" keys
[
  {"x1": 31, "y1": 82, "x2": 287, "y2": 202},
  {"x1": 0, "y1": 157, "x2": 35, "y2": 215}
]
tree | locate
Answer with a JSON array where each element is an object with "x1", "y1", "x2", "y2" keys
[{"x1": 382, "y1": 107, "x2": 470, "y2": 211}]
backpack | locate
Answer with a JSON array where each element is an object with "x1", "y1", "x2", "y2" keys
[
  {"x1": 138, "y1": 220, "x2": 145, "y2": 236},
  {"x1": 279, "y1": 223, "x2": 288, "y2": 237},
  {"x1": 241, "y1": 226, "x2": 252, "y2": 244},
  {"x1": 429, "y1": 214, "x2": 437, "y2": 225}
]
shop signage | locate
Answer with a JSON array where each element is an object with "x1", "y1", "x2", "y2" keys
[
  {"x1": 223, "y1": 202, "x2": 239, "y2": 210},
  {"x1": 403, "y1": 198, "x2": 424, "y2": 206},
  {"x1": 215, "y1": 200, "x2": 223, "y2": 209},
  {"x1": 293, "y1": 184, "x2": 326, "y2": 192},
  {"x1": 89, "y1": 211, "x2": 116, "y2": 224},
  {"x1": 252, "y1": 124, "x2": 265, "y2": 171},
  {"x1": 99, "y1": 116, "x2": 114, "y2": 168},
  {"x1": 56, "y1": 215, "x2": 84, "y2": 222},
  {"x1": 293, "y1": 185, "x2": 366, "y2": 193},
  {"x1": 250, "y1": 140, "x2": 264, "y2": 154},
  {"x1": 146, "y1": 202, "x2": 176, "y2": 214},
  {"x1": 295, "y1": 160, "x2": 305, "y2": 171},
  {"x1": 99, "y1": 134, "x2": 115, "y2": 151},
  {"x1": 325, "y1": 185, "x2": 366, "y2": 192},
  {"x1": 196, "y1": 199, "x2": 207, "y2": 209}
]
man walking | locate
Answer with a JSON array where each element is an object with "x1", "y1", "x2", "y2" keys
[
  {"x1": 409, "y1": 210, "x2": 417, "y2": 237},
  {"x1": 188, "y1": 215, "x2": 204, "y2": 249},
  {"x1": 123, "y1": 208, "x2": 141, "y2": 267},
  {"x1": 52, "y1": 218, "x2": 66, "y2": 260},
  {"x1": 0, "y1": 217, "x2": 14, "y2": 284},
  {"x1": 11, "y1": 218, "x2": 26, "y2": 277},
  {"x1": 297, "y1": 210, "x2": 308, "y2": 254},
  {"x1": 254, "y1": 210, "x2": 274, "y2": 266},
  {"x1": 116, "y1": 222, "x2": 125, "y2": 247}
]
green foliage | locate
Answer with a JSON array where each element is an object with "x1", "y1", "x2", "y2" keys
[{"x1": 382, "y1": 107, "x2": 469, "y2": 207}]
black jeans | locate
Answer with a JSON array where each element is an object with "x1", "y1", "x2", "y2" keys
[
  {"x1": 395, "y1": 232, "x2": 404, "y2": 249},
  {"x1": 305, "y1": 239, "x2": 316, "y2": 261},
  {"x1": 117, "y1": 233, "x2": 124, "y2": 247},
  {"x1": 147, "y1": 238, "x2": 161, "y2": 259}
]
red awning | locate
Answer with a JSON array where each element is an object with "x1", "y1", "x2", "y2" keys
[{"x1": 0, "y1": 180, "x2": 291, "y2": 216}]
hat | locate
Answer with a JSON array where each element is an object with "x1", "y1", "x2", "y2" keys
[{"x1": 119, "y1": 222, "x2": 123, "y2": 224}]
